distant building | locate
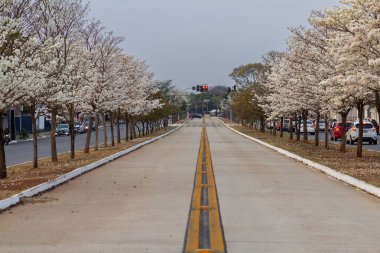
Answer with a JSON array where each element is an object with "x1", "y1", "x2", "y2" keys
[{"x1": 335, "y1": 106, "x2": 379, "y2": 122}]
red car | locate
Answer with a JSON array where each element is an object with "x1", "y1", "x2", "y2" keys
[{"x1": 330, "y1": 121, "x2": 353, "y2": 141}]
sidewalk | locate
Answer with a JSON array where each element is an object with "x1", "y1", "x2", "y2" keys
[{"x1": 9, "y1": 132, "x2": 51, "y2": 145}]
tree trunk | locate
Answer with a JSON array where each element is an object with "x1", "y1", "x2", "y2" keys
[
  {"x1": 69, "y1": 105, "x2": 75, "y2": 159},
  {"x1": 296, "y1": 114, "x2": 301, "y2": 141},
  {"x1": 280, "y1": 117, "x2": 283, "y2": 138},
  {"x1": 129, "y1": 119, "x2": 134, "y2": 141},
  {"x1": 31, "y1": 106, "x2": 38, "y2": 168},
  {"x1": 324, "y1": 114, "x2": 329, "y2": 149},
  {"x1": 340, "y1": 112, "x2": 349, "y2": 153},
  {"x1": 110, "y1": 112, "x2": 115, "y2": 147},
  {"x1": 302, "y1": 111, "x2": 308, "y2": 141},
  {"x1": 84, "y1": 116, "x2": 94, "y2": 154},
  {"x1": 289, "y1": 117, "x2": 294, "y2": 140},
  {"x1": 357, "y1": 101, "x2": 364, "y2": 158},
  {"x1": 50, "y1": 108, "x2": 58, "y2": 162},
  {"x1": 142, "y1": 121, "x2": 146, "y2": 136},
  {"x1": 125, "y1": 113, "x2": 129, "y2": 142},
  {"x1": 133, "y1": 122, "x2": 137, "y2": 138},
  {"x1": 375, "y1": 91, "x2": 380, "y2": 124},
  {"x1": 136, "y1": 122, "x2": 141, "y2": 137},
  {"x1": 273, "y1": 119, "x2": 277, "y2": 136},
  {"x1": 260, "y1": 116, "x2": 265, "y2": 133},
  {"x1": 95, "y1": 113, "x2": 99, "y2": 151},
  {"x1": 150, "y1": 122, "x2": 154, "y2": 134},
  {"x1": 116, "y1": 109, "x2": 121, "y2": 144},
  {"x1": 315, "y1": 113, "x2": 320, "y2": 146},
  {"x1": 376, "y1": 91, "x2": 380, "y2": 134},
  {"x1": 0, "y1": 112, "x2": 7, "y2": 179},
  {"x1": 102, "y1": 112, "x2": 107, "y2": 147}
]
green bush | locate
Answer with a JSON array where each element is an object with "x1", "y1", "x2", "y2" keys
[{"x1": 19, "y1": 128, "x2": 29, "y2": 139}]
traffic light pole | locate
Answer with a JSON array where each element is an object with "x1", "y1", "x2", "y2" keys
[{"x1": 201, "y1": 93, "x2": 204, "y2": 116}]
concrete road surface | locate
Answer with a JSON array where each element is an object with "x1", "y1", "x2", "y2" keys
[
  {"x1": 0, "y1": 120, "x2": 202, "y2": 253},
  {"x1": 1, "y1": 118, "x2": 380, "y2": 252},
  {"x1": 207, "y1": 118, "x2": 380, "y2": 252}
]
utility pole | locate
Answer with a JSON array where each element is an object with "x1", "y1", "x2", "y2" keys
[{"x1": 227, "y1": 85, "x2": 237, "y2": 126}]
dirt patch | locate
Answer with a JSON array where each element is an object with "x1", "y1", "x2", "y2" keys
[
  {"x1": 226, "y1": 122, "x2": 380, "y2": 188},
  {"x1": 0, "y1": 127, "x2": 175, "y2": 200}
]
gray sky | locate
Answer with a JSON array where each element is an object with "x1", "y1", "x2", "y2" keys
[{"x1": 88, "y1": 0, "x2": 339, "y2": 89}]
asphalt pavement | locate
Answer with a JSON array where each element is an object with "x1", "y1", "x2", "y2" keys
[
  {"x1": 5, "y1": 125, "x2": 129, "y2": 166},
  {"x1": 312, "y1": 131, "x2": 380, "y2": 151}
]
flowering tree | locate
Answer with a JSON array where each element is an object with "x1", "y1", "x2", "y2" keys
[
  {"x1": 0, "y1": 0, "x2": 41, "y2": 178},
  {"x1": 311, "y1": 1, "x2": 374, "y2": 157},
  {"x1": 29, "y1": 0, "x2": 89, "y2": 162},
  {"x1": 0, "y1": 0, "x2": 167, "y2": 180}
]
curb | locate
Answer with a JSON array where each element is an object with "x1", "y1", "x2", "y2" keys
[
  {"x1": 219, "y1": 120, "x2": 380, "y2": 198},
  {"x1": 0, "y1": 124, "x2": 185, "y2": 211}
]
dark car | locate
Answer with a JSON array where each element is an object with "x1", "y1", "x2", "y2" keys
[
  {"x1": 74, "y1": 121, "x2": 85, "y2": 134},
  {"x1": 189, "y1": 113, "x2": 202, "y2": 119}
]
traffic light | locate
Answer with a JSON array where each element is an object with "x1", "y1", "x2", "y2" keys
[
  {"x1": 193, "y1": 84, "x2": 209, "y2": 92},
  {"x1": 199, "y1": 85, "x2": 209, "y2": 92}
]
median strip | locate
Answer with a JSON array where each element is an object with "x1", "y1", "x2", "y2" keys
[{"x1": 183, "y1": 124, "x2": 226, "y2": 253}]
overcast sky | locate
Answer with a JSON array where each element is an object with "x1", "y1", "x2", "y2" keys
[{"x1": 88, "y1": 0, "x2": 339, "y2": 89}]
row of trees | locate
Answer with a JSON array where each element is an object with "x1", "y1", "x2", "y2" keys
[
  {"x1": 0, "y1": 0, "x2": 177, "y2": 179},
  {"x1": 229, "y1": 0, "x2": 380, "y2": 158}
]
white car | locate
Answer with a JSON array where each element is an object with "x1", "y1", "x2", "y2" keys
[
  {"x1": 299, "y1": 120, "x2": 315, "y2": 135},
  {"x1": 318, "y1": 119, "x2": 326, "y2": 131},
  {"x1": 346, "y1": 122, "x2": 377, "y2": 145}
]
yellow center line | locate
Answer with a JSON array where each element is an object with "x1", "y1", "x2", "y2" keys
[{"x1": 184, "y1": 121, "x2": 226, "y2": 253}]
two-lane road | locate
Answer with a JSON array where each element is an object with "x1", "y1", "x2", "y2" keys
[{"x1": 1, "y1": 118, "x2": 380, "y2": 252}]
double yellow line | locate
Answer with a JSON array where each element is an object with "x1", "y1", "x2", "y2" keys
[{"x1": 184, "y1": 121, "x2": 226, "y2": 253}]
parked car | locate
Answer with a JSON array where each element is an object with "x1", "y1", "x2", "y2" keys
[
  {"x1": 74, "y1": 121, "x2": 85, "y2": 134},
  {"x1": 370, "y1": 119, "x2": 379, "y2": 135},
  {"x1": 315, "y1": 119, "x2": 326, "y2": 131},
  {"x1": 330, "y1": 122, "x2": 353, "y2": 141},
  {"x1": 297, "y1": 120, "x2": 315, "y2": 135},
  {"x1": 276, "y1": 119, "x2": 290, "y2": 131},
  {"x1": 346, "y1": 121, "x2": 377, "y2": 145},
  {"x1": 266, "y1": 120, "x2": 274, "y2": 129},
  {"x1": 55, "y1": 124, "x2": 70, "y2": 136}
]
